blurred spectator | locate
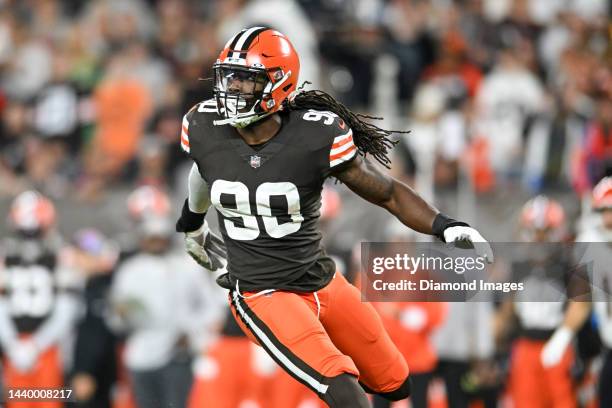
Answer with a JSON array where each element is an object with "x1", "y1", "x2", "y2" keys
[
  {"x1": 0, "y1": 102, "x2": 29, "y2": 196},
  {"x1": 582, "y1": 91, "x2": 612, "y2": 186},
  {"x1": 403, "y1": 82, "x2": 467, "y2": 203},
  {"x1": 108, "y1": 215, "x2": 223, "y2": 408},
  {"x1": 2, "y1": 24, "x2": 52, "y2": 100},
  {"x1": 474, "y1": 44, "x2": 545, "y2": 180},
  {"x1": 433, "y1": 302, "x2": 497, "y2": 408},
  {"x1": 373, "y1": 302, "x2": 447, "y2": 408},
  {"x1": 382, "y1": 0, "x2": 434, "y2": 108},
  {"x1": 80, "y1": 50, "x2": 153, "y2": 200},
  {"x1": 79, "y1": 0, "x2": 156, "y2": 55},
  {"x1": 69, "y1": 229, "x2": 119, "y2": 408},
  {"x1": 522, "y1": 90, "x2": 589, "y2": 193},
  {"x1": 423, "y1": 31, "x2": 483, "y2": 102}
]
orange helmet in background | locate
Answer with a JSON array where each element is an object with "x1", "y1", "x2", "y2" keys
[
  {"x1": 213, "y1": 27, "x2": 300, "y2": 128},
  {"x1": 592, "y1": 177, "x2": 612, "y2": 211},
  {"x1": 8, "y1": 190, "x2": 56, "y2": 236},
  {"x1": 519, "y1": 195, "x2": 566, "y2": 241},
  {"x1": 126, "y1": 185, "x2": 171, "y2": 221}
]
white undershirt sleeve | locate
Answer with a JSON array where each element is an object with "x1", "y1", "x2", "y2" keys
[{"x1": 188, "y1": 163, "x2": 211, "y2": 214}]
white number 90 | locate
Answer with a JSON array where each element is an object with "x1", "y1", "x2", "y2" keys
[{"x1": 211, "y1": 180, "x2": 304, "y2": 240}]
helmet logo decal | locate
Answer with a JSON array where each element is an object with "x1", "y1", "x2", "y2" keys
[{"x1": 272, "y1": 70, "x2": 284, "y2": 81}]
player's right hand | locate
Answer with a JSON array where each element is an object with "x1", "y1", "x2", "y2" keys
[
  {"x1": 443, "y1": 225, "x2": 494, "y2": 264},
  {"x1": 184, "y1": 221, "x2": 227, "y2": 271}
]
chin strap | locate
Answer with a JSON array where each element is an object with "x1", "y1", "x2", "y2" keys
[{"x1": 213, "y1": 111, "x2": 273, "y2": 128}]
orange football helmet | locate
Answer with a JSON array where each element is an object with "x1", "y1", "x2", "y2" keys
[
  {"x1": 213, "y1": 27, "x2": 300, "y2": 128},
  {"x1": 592, "y1": 177, "x2": 612, "y2": 211},
  {"x1": 8, "y1": 190, "x2": 56, "y2": 236},
  {"x1": 519, "y1": 195, "x2": 566, "y2": 242},
  {"x1": 127, "y1": 185, "x2": 171, "y2": 221}
]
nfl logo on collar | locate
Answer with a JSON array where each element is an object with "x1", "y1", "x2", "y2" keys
[{"x1": 250, "y1": 155, "x2": 261, "y2": 168}]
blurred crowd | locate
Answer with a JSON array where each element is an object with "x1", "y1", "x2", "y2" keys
[
  {"x1": 0, "y1": 0, "x2": 611, "y2": 407},
  {"x1": 0, "y1": 0, "x2": 609, "y2": 208}
]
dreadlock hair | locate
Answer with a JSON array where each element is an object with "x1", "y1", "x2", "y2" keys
[{"x1": 282, "y1": 82, "x2": 410, "y2": 168}]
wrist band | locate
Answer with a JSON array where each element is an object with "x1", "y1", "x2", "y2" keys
[
  {"x1": 176, "y1": 199, "x2": 206, "y2": 233},
  {"x1": 431, "y1": 213, "x2": 469, "y2": 242}
]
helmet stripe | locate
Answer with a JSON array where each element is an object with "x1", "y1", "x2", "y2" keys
[
  {"x1": 238, "y1": 27, "x2": 269, "y2": 58},
  {"x1": 230, "y1": 26, "x2": 268, "y2": 59},
  {"x1": 226, "y1": 29, "x2": 247, "y2": 53}
]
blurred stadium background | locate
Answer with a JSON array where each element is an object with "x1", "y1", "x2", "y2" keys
[{"x1": 0, "y1": 0, "x2": 610, "y2": 407}]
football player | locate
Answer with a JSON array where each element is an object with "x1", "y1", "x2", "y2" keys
[
  {"x1": 175, "y1": 27, "x2": 493, "y2": 407},
  {"x1": 577, "y1": 177, "x2": 612, "y2": 406},
  {"x1": 498, "y1": 196, "x2": 590, "y2": 408},
  {"x1": 0, "y1": 191, "x2": 82, "y2": 408}
]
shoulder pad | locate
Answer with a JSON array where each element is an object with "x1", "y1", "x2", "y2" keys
[{"x1": 180, "y1": 99, "x2": 219, "y2": 153}]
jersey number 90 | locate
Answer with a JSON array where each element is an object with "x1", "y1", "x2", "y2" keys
[{"x1": 211, "y1": 180, "x2": 304, "y2": 240}]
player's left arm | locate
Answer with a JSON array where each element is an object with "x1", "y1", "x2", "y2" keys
[
  {"x1": 541, "y1": 301, "x2": 591, "y2": 367},
  {"x1": 333, "y1": 155, "x2": 493, "y2": 262},
  {"x1": 175, "y1": 164, "x2": 226, "y2": 272}
]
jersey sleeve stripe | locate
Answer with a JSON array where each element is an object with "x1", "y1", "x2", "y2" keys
[
  {"x1": 331, "y1": 135, "x2": 353, "y2": 152},
  {"x1": 331, "y1": 130, "x2": 352, "y2": 146},
  {"x1": 181, "y1": 131, "x2": 190, "y2": 146},
  {"x1": 330, "y1": 136, "x2": 355, "y2": 157},
  {"x1": 181, "y1": 115, "x2": 190, "y2": 153},
  {"x1": 329, "y1": 144, "x2": 357, "y2": 167}
]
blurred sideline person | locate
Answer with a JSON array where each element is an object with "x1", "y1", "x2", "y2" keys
[
  {"x1": 433, "y1": 302, "x2": 497, "y2": 408},
  {"x1": 109, "y1": 213, "x2": 224, "y2": 408},
  {"x1": 373, "y1": 302, "x2": 447, "y2": 408},
  {"x1": 497, "y1": 196, "x2": 591, "y2": 408},
  {"x1": 103, "y1": 185, "x2": 174, "y2": 408},
  {"x1": 0, "y1": 191, "x2": 83, "y2": 408},
  {"x1": 68, "y1": 229, "x2": 120, "y2": 408},
  {"x1": 577, "y1": 177, "x2": 612, "y2": 406},
  {"x1": 188, "y1": 308, "x2": 277, "y2": 408},
  {"x1": 175, "y1": 27, "x2": 493, "y2": 407}
]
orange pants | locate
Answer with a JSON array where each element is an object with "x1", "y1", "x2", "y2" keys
[
  {"x1": 229, "y1": 273, "x2": 409, "y2": 402},
  {"x1": 3, "y1": 346, "x2": 63, "y2": 408},
  {"x1": 509, "y1": 338, "x2": 576, "y2": 408}
]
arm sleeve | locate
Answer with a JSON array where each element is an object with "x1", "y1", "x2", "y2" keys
[{"x1": 188, "y1": 163, "x2": 211, "y2": 213}]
